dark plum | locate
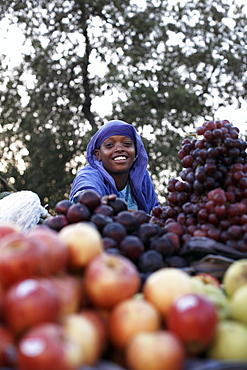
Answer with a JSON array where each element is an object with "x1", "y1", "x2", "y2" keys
[
  {"x1": 54, "y1": 199, "x2": 73, "y2": 215},
  {"x1": 115, "y1": 211, "x2": 139, "y2": 234},
  {"x1": 137, "y1": 250, "x2": 164, "y2": 273},
  {"x1": 149, "y1": 234, "x2": 175, "y2": 257},
  {"x1": 119, "y1": 235, "x2": 145, "y2": 261},
  {"x1": 164, "y1": 255, "x2": 188, "y2": 268},
  {"x1": 102, "y1": 222, "x2": 127, "y2": 243},
  {"x1": 133, "y1": 210, "x2": 151, "y2": 225},
  {"x1": 43, "y1": 214, "x2": 68, "y2": 231},
  {"x1": 137, "y1": 222, "x2": 162, "y2": 248},
  {"x1": 102, "y1": 237, "x2": 118, "y2": 250},
  {"x1": 108, "y1": 197, "x2": 128, "y2": 215},
  {"x1": 94, "y1": 205, "x2": 114, "y2": 217},
  {"x1": 78, "y1": 189, "x2": 101, "y2": 211},
  {"x1": 66, "y1": 203, "x2": 91, "y2": 223},
  {"x1": 90, "y1": 213, "x2": 113, "y2": 232}
]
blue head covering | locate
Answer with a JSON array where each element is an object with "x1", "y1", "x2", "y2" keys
[
  {"x1": 93, "y1": 121, "x2": 137, "y2": 151},
  {"x1": 70, "y1": 120, "x2": 159, "y2": 213},
  {"x1": 86, "y1": 120, "x2": 148, "y2": 177}
]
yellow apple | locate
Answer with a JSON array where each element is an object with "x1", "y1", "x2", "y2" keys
[
  {"x1": 190, "y1": 276, "x2": 231, "y2": 321},
  {"x1": 229, "y1": 284, "x2": 247, "y2": 325},
  {"x1": 223, "y1": 259, "x2": 247, "y2": 297},
  {"x1": 108, "y1": 296, "x2": 162, "y2": 349},
  {"x1": 143, "y1": 267, "x2": 192, "y2": 317},
  {"x1": 207, "y1": 320, "x2": 247, "y2": 362},
  {"x1": 62, "y1": 313, "x2": 104, "y2": 366},
  {"x1": 79, "y1": 309, "x2": 108, "y2": 355},
  {"x1": 58, "y1": 222, "x2": 103, "y2": 270},
  {"x1": 125, "y1": 330, "x2": 185, "y2": 370}
]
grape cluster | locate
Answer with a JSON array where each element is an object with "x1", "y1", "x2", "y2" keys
[{"x1": 151, "y1": 120, "x2": 247, "y2": 252}]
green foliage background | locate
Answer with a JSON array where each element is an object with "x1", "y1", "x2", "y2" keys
[{"x1": 0, "y1": 0, "x2": 246, "y2": 210}]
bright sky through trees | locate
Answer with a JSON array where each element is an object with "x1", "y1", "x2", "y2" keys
[{"x1": 0, "y1": 0, "x2": 246, "y2": 135}]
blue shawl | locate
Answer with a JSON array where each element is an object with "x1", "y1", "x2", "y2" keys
[{"x1": 70, "y1": 120, "x2": 159, "y2": 213}]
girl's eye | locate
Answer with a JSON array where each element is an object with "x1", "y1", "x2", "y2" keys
[
  {"x1": 103, "y1": 141, "x2": 133, "y2": 148},
  {"x1": 104, "y1": 143, "x2": 113, "y2": 148}
]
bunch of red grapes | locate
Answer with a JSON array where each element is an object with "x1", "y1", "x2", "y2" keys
[{"x1": 151, "y1": 120, "x2": 247, "y2": 252}]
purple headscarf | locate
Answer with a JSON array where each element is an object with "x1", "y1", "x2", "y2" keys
[
  {"x1": 93, "y1": 122, "x2": 137, "y2": 151},
  {"x1": 86, "y1": 120, "x2": 148, "y2": 169},
  {"x1": 86, "y1": 119, "x2": 148, "y2": 196}
]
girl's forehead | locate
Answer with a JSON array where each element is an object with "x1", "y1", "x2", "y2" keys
[{"x1": 102, "y1": 135, "x2": 134, "y2": 142}]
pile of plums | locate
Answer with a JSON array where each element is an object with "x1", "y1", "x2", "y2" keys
[{"x1": 44, "y1": 190, "x2": 188, "y2": 282}]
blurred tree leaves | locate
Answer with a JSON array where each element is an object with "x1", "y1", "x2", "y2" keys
[{"x1": 0, "y1": 0, "x2": 246, "y2": 209}]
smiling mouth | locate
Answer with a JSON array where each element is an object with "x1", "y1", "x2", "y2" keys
[{"x1": 113, "y1": 156, "x2": 127, "y2": 161}]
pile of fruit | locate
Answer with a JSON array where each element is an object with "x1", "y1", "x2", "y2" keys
[
  {"x1": 0, "y1": 119, "x2": 247, "y2": 369},
  {"x1": 0, "y1": 220, "x2": 247, "y2": 370},
  {"x1": 44, "y1": 191, "x2": 190, "y2": 281},
  {"x1": 151, "y1": 120, "x2": 247, "y2": 251}
]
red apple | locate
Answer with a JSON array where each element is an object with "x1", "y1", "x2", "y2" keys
[
  {"x1": 51, "y1": 274, "x2": 83, "y2": 317},
  {"x1": 3, "y1": 277, "x2": 60, "y2": 335},
  {"x1": 0, "y1": 223, "x2": 20, "y2": 237},
  {"x1": 58, "y1": 222, "x2": 103, "y2": 270},
  {"x1": 0, "y1": 231, "x2": 48, "y2": 288},
  {"x1": 166, "y1": 293, "x2": 218, "y2": 355},
  {"x1": 126, "y1": 330, "x2": 185, "y2": 370},
  {"x1": 0, "y1": 324, "x2": 16, "y2": 367},
  {"x1": 62, "y1": 313, "x2": 104, "y2": 366},
  {"x1": 0, "y1": 281, "x2": 6, "y2": 320},
  {"x1": 17, "y1": 323, "x2": 84, "y2": 370},
  {"x1": 27, "y1": 226, "x2": 69, "y2": 275},
  {"x1": 84, "y1": 253, "x2": 141, "y2": 309},
  {"x1": 108, "y1": 296, "x2": 162, "y2": 349}
]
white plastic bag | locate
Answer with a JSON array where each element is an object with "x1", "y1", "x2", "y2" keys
[{"x1": 0, "y1": 190, "x2": 48, "y2": 231}]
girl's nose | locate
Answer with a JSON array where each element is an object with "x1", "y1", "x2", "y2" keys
[{"x1": 115, "y1": 143, "x2": 124, "y2": 151}]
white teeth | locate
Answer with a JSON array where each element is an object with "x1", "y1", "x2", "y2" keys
[{"x1": 114, "y1": 156, "x2": 126, "y2": 161}]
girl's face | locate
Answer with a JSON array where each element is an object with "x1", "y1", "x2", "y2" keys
[{"x1": 94, "y1": 135, "x2": 136, "y2": 176}]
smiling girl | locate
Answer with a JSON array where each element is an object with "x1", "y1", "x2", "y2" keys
[{"x1": 70, "y1": 120, "x2": 159, "y2": 213}]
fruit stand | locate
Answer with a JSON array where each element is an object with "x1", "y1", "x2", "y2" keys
[{"x1": 0, "y1": 119, "x2": 247, "y2": 370}]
